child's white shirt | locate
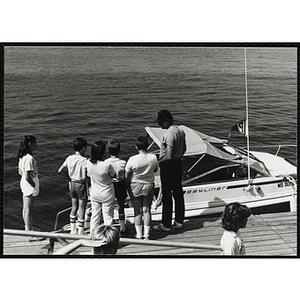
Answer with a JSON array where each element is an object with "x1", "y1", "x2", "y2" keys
[
  {"x1": 105, "y1": 157, "x2": 126, "y2": 182},
  {"x1": 86, "y1": 160, "x2": 115, "y2": 202},
  {"x1": 61, "y1": 154, "x2": 87, "y2": 181},
  {"x1": 125, "y1": 153, "x2": 158, "y2": 184},
  {"x1": 221, "y1": 229, "x2": 245, "y2": 256}
]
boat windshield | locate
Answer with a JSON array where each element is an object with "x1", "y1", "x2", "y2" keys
[{"x1": 181, "y1": 151, "x2": 269, "y2": 186}]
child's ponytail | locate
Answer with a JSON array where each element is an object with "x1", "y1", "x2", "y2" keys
[
  {"x1": 18, "y1": 135, "x2": 36, "y2": 158},
  {"x1": 90, "y1": 140, "x2": 106, "y2": 164}
]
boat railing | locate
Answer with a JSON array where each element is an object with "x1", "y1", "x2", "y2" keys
[
  {"x1": 245, "y1": 144, "x2": 296, "y2": 156},
  {"x1": 3, "y1": 229, "x2": 223, "y2": 255},
  {"x1": 273, "y1": 145, "x2": 297, "y2": 156},
  {"x1": 53, "y1": 207, "x2": 72, "y2": 231}
]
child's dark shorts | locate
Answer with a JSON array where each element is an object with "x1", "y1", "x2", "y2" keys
[{"x1": 69, "y1": 180, "x2": 87, "y2": 200}]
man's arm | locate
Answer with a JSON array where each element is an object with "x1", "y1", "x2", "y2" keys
[{"x1": 159, "y1": 145, "x2": 173, "y2": 164}]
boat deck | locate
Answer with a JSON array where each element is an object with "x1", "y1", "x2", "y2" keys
[{"x1": 3, "y1": 211, "x2": 297, "y2": 256}]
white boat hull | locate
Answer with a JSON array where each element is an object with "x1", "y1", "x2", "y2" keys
[{"x1": 120, "y1": 175, "x2": 297, "y2": 223}]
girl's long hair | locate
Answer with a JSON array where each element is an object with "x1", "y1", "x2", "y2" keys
[
  {"x1": 90, "y1": 140, "x2": 106, "y2": 164},
  {"x1": 18, "y1": 135, "x2": 36, "y2": 158}
]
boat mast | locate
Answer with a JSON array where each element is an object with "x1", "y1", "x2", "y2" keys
[{"x1": 244, "y1": 48, "x2": 251, "y2": 184}]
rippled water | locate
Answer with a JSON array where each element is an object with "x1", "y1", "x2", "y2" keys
[{"x1": 3, "y1": 46, "x2": 297, "y2": 230}]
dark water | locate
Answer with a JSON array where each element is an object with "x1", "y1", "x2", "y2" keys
[{"x1": 3, "y1": 46, "x2": 297, "y2": 230}]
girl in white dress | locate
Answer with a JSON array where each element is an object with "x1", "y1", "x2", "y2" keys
[{"x1": 18, "y1": 135, "x2": 39, "y2": 232}]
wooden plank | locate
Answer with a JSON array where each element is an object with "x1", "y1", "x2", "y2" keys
[
  {"x1": 3, "y1": 234, "x2": 48, "y2": 255},
  {"x1": 246, "y1": 244, "x2": 296, "y2": 255},
  {"x1": 3, "y1": 211, "x2": 297, "y2": 256},
  {"x1": 247, "y1": 248, "x2": 296, "y2": 256},
  {"x1": 117, "y1": 244, "x2": 219, "y2": 256},
  {"x1": 116, "y1": 212, "x2": 297, "y2": 256},
  {"x1": 89, "y1": 211, "x2": 297, "y2": 256}
]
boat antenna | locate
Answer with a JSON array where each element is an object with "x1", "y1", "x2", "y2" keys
[{"x1": 244, "y1": 48, "x2": 251, "y2": 185}]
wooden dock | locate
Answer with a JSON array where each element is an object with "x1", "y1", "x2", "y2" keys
[{"x1": 3, "y1": 211, "x2": 297, "y2": 256}]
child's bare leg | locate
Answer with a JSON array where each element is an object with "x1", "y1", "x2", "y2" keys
[
  {"x1": 70, "y1": 197, "x2": 78, "y2": 216},
  {"x1": 132, "y1": 197, "x2": 143, "y2": 225},
  {"x1": 132, "y1": 197, "x2": 143, "y2": 238},
  {"x1": 23, "y1": 195, "x2": 34, "y2": 231},
  {"x1": 70, "y1": 198, "x2": 78, "y2": 234},
  {"x1": 143, "y1": 196, "x2": 152, "y2": 239}
]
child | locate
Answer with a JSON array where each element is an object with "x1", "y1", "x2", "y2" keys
[
  {"x1": 53, "y1": 224, "x2": 119, "y2": 255},
  {"x1": 92, "y1": 224, "x2": 120, "y2": 255},
  {"x1": 58, "y1": 137, "x2": 88, "y2": 235},
  {"x1": 18, "y1": 135, "x2": 39, "y2": 233},
  {"x1": 105, "y1": 140, "x2": 127, "y2": 235},
  {"x1": 86, "y1": 140, "x2": 116, "y2": 235},
  {"x1": 220, "y1": 202, "x2": 251, "y2": 256},
  {"x1": 125, "y1": 136, "x2": 158, "y2": 240}
]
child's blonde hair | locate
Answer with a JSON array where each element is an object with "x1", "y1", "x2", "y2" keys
[{"x1": 92, "y1": 224, "x2": 120, "y2": 255}]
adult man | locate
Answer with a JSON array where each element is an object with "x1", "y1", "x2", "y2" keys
[{"x1": 152, "y1": 110, "x2": 186, "y2": 232}]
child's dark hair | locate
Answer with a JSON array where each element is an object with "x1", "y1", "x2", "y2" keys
[
  {"x1": 90, "y1": 140, "x2": 106, "y2": 163},
  {"x1": 18, "y1": 135, "x2": 36, "y2": 158},
  {"x1": 135, "y1": 135, "x2": 148, "y2": 151},
  {"x1": 108, "y1": 140, "x2": 121, "y2": 156},
  {"x1": 92, "y1": 225, "x2": 120, "y2": 255},
  {"x1": 74, "y1": 137, "x2": 87, "y2": 152},
  {"x1": 221, "y1": 202, "x2": 251, "y2": 232}
]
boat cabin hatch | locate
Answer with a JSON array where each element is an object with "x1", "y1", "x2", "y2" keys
[{"x1": 146, "y1": 125, "x2": 287, "y2": 187}]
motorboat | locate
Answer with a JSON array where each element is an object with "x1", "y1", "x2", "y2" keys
[
  {"x1": 58, "y1": 48, "x2": 297, "y2": 228},
  {"x1": 122, "y1": 125, "x2": 297, "y2": 222}
]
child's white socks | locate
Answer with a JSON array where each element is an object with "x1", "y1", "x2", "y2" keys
[
  {"x1": 77, "y1": 218, "x2": 84, "y2": 235},
  {"x1": 70, "y1": 215, "x2": 77, "y2": 234},
  {"x1": 135, "y1": 225, "x2": 143, "y2": 239},
  {"x1": 144, "y1": 225, "x2": 151, "y2": 239}
]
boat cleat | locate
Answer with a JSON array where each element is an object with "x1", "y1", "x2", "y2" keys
[{"x1": 244, "y1": 184, "x2": 262, "y2": 196}]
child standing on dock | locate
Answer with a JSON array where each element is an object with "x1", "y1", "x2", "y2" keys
[
  {"x1": 220, "y1": 202, "x2": 251, "y2": 255},
  {"x1": 125, "y1": 136, "x2": 158, "y2": 240},
  {"x1": 58, "y1": 137, "x2": 88, "y2": 235},
  {"x1": 86, "y1": 140, "x2": 116, "y2": 235},
  {"x1": 18, "y1": 135, "x2": 39, "y2": 233},
  {"x1": 105, "y1": 140, "x2": 128, "y2": 235}
]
